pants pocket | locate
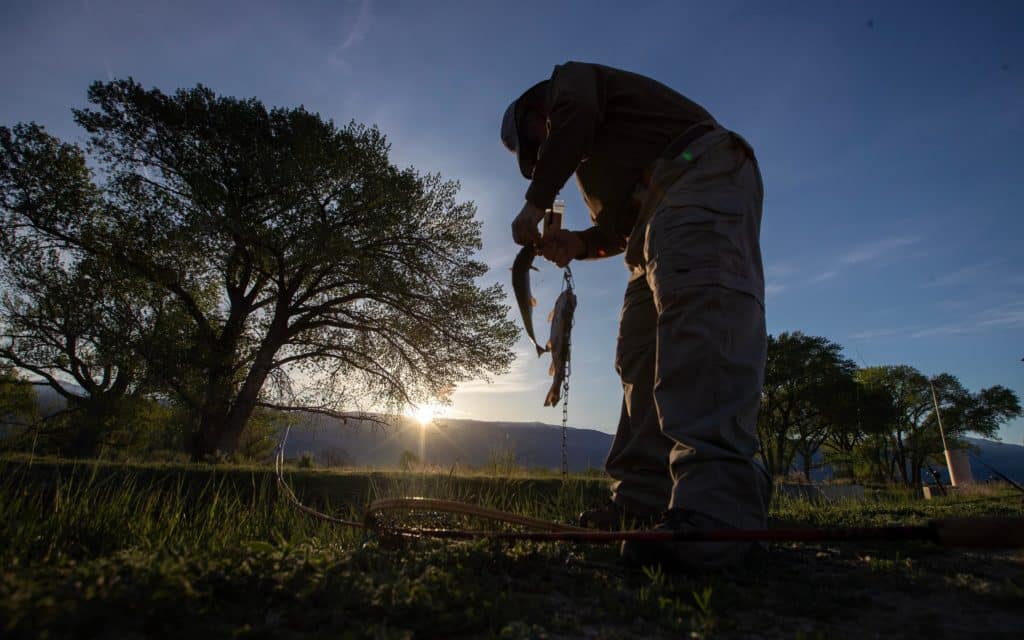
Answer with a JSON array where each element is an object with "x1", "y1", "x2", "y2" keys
[
  {"x1": 646, "y1": 209, "x2": 747, "y2": 281},
  {"x1": 615, "y1": 278, "x2": 656, "y2": 380}
]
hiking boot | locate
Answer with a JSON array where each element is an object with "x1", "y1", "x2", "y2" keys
[
  {"x1": 620, "y1": 508, "x2": 762, "y2": 572},
  {"x1": 578, "y1": 499, "x2": 658, "y2": 530}
]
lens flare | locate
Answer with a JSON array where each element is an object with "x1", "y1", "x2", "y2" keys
[{"x1": 406, "y1": 403, "x2": 448, "y2": 427}]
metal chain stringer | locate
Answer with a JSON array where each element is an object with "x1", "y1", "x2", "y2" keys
[{"x1": 559, "y1": 265, "x2": 574, "y2": 480}]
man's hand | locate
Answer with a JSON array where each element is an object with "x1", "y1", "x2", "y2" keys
[
  {"x1": 540, "y1": 228, "x2": 585, "y2": 268},
  {"x1": 511, "y1": 201, "x2": 546, "y2": 246}
]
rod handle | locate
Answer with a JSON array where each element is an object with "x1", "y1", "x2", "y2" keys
[
  {"x1": 932, "y1": 517, "x2": 1024, "y2": 548},
  {"x1": 543, "y1": 200, "x2": 564, "y2": 240}
]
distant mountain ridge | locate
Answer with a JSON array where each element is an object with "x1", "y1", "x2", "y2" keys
[
  {"x1": 282, "y1": 415, "x2": 1024, "y2": 482},
  {"x1": 281, "y1": 415, "x2": 614, "y2": 472}
]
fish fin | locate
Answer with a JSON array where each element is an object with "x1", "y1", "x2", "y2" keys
[
  {"x1": 547, "y1": 309, "x2": 555, "y2": 322},
  {"x1": 530, "y1": 296, "x2": 537, "y2": 308},
  {"x1": 544, "y1": 384, "x2": 560, "y2": 407}
]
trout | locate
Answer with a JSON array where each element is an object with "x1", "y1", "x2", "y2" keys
[
  {"x1": 543, "y1": 287, "x2": 577, "y2": 407},
  {"x1": 512, "y1": 245, "x2": 546, "y2": 357}
]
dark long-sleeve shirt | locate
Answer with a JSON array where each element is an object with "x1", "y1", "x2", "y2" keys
[{"x1": 524, "y1": 62, "x2": 713, "y2": 259}]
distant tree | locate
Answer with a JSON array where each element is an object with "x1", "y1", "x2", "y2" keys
[
  {"x1": 2, "y1": 79, "x2": 518, "y2": 460},
  {"x1": 819, "y1": 373, "x2": 897, "y2": 479},
  {"x1": 321, "y1": 446, "x2": 353, "y2": 468},
  {"x1": 857, "y1": 366, "x2": 1021, "y2": 486},
  {"x1": 757, "y1": 332, "x2": 857, "y2": 478},
  {"x1": 398, "y1": 449, "x2": 419, "y2": 471},
  {"x1": 958, "y1": 384, "x2": 1021, "y2": 439},
  {"x1": 856, "y1": 366, "x2": 936, "y2": 485},
  {"x1": 0, "y1": 364, "x2": 38, "y2": 447},
  {"x1": 233, "y1": 407, "x2": 285, "y2": 462},
  {"x1": 0, "y1": 126, "x2": 190, "y2": 456}
]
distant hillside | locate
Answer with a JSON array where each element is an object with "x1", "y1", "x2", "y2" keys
[
  {"x1": 281, "y1": 415, "x2": 615, "y2": 473},
  {"x1": 284, "y1": 415, "x2": 1024, "y2": 483},
  {"x1": 951, "y1": 437, "x2": 1024, "y2": 484},
  {"x1": 13, "y1": 383, "x2": 1024, "y2": 483}
]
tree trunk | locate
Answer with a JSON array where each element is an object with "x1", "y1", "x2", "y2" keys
[
  {"x1": 189, "y1": 372, "x2": 235, "y2": 461},
  {"x1": 68, "y1": 416, "x2": 104, "y2": 458},
  {"x1": 190, "y1": 399, "x2": 230, "y2": 461},
  {"x1": 911, "y1": 457, "x2": 924, "y2": 488},
  {"x1": 756, "y1": 446, "x2": 772, "y2": 475},
  {"x1": 188, "y1": 323, "x2": 287, "y2": 460},
  {"x1": 66, "y1": 394, "x2": 121, "y2": 458},
  {"x1": 774, "y1": 435, "x2": 788, "y2": 477}
]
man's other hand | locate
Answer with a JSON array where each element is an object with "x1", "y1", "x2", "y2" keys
[
  {"x1": 512, "y1": 202, "x2": 546, "y2": 246},
  {"x1": 540, "y1": 229, "x2": 584, "y2": 268}
]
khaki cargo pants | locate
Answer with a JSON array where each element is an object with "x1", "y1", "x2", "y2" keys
[{"x1": 607, "y1": 124, "x2": 771, "y2": 533}]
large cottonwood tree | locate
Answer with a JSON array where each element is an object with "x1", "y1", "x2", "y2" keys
[{"x1": 1, "y1": 79, "x2": 517, "y2": 460}]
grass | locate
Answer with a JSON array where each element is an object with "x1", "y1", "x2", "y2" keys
[{"x1": 2, "y1": 457, "x2": 1023, "y2": 639}]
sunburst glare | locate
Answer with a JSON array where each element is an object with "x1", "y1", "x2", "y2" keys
[{"x1": 406, "y1": 403, "x2": 448, "y2": 427}]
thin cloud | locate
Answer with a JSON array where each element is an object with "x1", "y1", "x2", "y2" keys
[
  {"x1": 809, "y1": 270, "x2": 837, "y2": 284},
  {"x1": 911, "y1": 305, "x2": 1024, "y2": 337},
  {"x1": 851, "y1": 303, "x2": 1024, "y2": 340},
  {"x1": 849, "y1": 327, "x2": 912, "y2": 341},
  {"x1": 764, "y1": 263, "x2": 796, "y2": 298},
  {"x1": 453, "y1": 345, "x2": 549, "y2": 394},
  {"x1": 977, "y1": 304, "x2": 1024, "y2": 330},
  {"x1": 765, "y1": 262, "x2": 797, "y2": 279},
  {"x1": 806, "y1": 235, "x2": 921, "y2": 287},
  {"x1": 923, "y1": 261, "x2": 993, "y2": 288},
  {"x1": 839, "y1": 236, "x2": 921, "y2": 266},
  {"x1": 329, "y1": 0, "x2": 373, "y2": 65}
]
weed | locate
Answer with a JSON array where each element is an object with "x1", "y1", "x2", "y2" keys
[{"x1": 2, "y1": 457, "x2": 1023, "y2": 638}]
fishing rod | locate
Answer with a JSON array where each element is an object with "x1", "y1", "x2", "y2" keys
[{"x1": 364, "y1": 497, "x2": 1023, "y2": 548}]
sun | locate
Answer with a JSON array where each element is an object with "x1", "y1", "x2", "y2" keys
[{"x1": 406, "y1": 403, "x2": 448, "y2": 427}]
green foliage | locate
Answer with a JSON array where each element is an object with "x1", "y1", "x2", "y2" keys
[
  {"x1": 755, "y1": 333, "x2": 1020, "y2": 486},
  {"x1": 0, "y1": 124, "x2": 184, "y2": 457},
  {"x1": 320, "y1": 445, "x2": 353, "y2": 468},
  {"x1": 398, "y1": 448, "x2": 419, "y2": 471},
  {"x1": 962, "y1": 384, "x2": 1021, "y2": 438},
  {"x1": 0, "y1": 365, "x2": 37, "y2": 431},
  {"x1": 1, "y1": 79, "x2": 518, "y2": 461},
  {"x1": 758, "y1": 332, "x2": 858, "y2": 478},
  {"x1": 235, "y1": 408, "x2": 289, "y2": 462},
  {"x1": 74, "y1": 79, "x2": 517, "y2": 459},
  {"x1": 853, "y1": 366, "x2": 1022, "y2": 486},
  {"x1": 485, "y1": 445, "x2": 519, "y2": 476},
  {"x1": 2, "y1": 458, "x2": 1022, "y2": 639}
]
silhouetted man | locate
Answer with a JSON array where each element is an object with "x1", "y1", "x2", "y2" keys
[{"x1": 501, "y1": 62, "x2": 770, "y2": 570}]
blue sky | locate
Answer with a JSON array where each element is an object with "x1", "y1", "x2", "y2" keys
[{"x1": 3, "y1": 0, "x2": 1023, "y2": 442}]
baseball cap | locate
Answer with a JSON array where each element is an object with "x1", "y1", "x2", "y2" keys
[{"x1": 500, "y1": 80, "x2": 548, "y2": 180}]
